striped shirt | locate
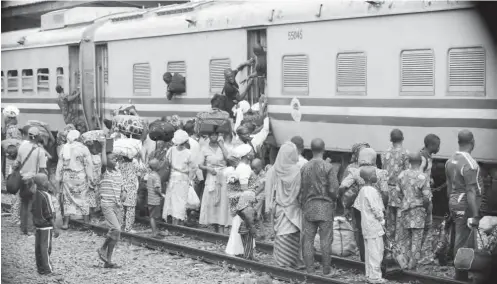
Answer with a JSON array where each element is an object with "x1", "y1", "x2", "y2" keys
[
  {"x1": 99, "y1": 168, "x2": 123, "y2": 205},
  {"x1": 147, "y1": 171, "x2": 162, "y2": 206}
]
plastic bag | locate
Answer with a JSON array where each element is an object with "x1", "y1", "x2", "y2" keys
[
  {"x1": 331, "y1": 216, "x2": 357, "y2": 257},
  {"x1": 186, "y1": 184, "x2": 200, "y2": 210}
]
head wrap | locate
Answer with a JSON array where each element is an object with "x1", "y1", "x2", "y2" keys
[
  {"x1": 172, "y1": 129, "x2": 189, "y2": 145},
  {"x1": 233, "y1": 144, "x2": 252, "y2": 159},
  {"x1": 264, "y1": 142, "x2": 301, "y2": 213},
  {"x1": 351, "y1": 142, "x2": 370, "y2": 163},
  {"x1": 28, "y1": 127, "x2": 40, "y2": 137},
  {"x1": 62, "y1": 130, "x2": 81, "y2": 158},
  {"x1": 358, "y1": 148, "x2": 377, "y2": 166},
  {"x1": 3, "y1": 105, "x2": 20, "y2": 118}
]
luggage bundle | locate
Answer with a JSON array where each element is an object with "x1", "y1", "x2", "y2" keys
[
  {"x1": 168, "y1": 73, "x2": 186, "y2": 94},
  {"x1": 81, "y1": 130, "x2": 106, "y2": 144},
  {"x1": 148, "y1": 119, "x2": 176, "y2": 142},
  {"x1": 112, "y1": 137, "x2": 142, "y2": 159},
  {"x1": 331, "y1": 216, "x2": 357, "y2": 257},
  {"x1": 25, "y1": 120, "x2": 55, "y2": 146},
  {"x1": 111, "y1": 115, "x2": 146, "y2": 138},
  {"x1": 195, "y1": 110, "x2": 231, "y2": 135}
]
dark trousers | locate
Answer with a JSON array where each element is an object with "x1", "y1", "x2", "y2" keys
[
  {"x1": 241, "y1": 233, "x2": 255, "y2": 260},
  {"x1": 452, "y1": 212, "x2": 475, "y2": 281},
  {"x1": 35, "y1": 228, "x2": 53, "y2": 274},
  {"x1": 353, "y1": 208, "x2": 366, "y2": 262},
  {"x1": 20, "y1": 197, "x2": 34, "y2": 234},
  {"x1": 302, "y1": 217, "x2": 334, "y2": 272}
]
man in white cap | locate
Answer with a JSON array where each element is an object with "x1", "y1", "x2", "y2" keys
[{"x1": 15, "y1": 126, "x2": 48, "y2": 235}]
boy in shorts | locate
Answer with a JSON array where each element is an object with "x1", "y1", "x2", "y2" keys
[{"x1": 147, "y1": 159, "x2": 165, "y2": 238}]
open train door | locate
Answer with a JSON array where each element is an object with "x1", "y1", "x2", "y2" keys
[{"x1": 246, "y1": 29, "x2": 267, "y2": 106}]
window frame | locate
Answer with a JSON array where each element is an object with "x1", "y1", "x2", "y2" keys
[
  {"x1": 56, "y1": 67, "x2": 64, "y2": 88},
  {"x1": 7, "y1": 70, "x2": 19, "y2": 93},
  {"x1": 132, "y1": 63, "x2": 152, "y2": 96},
  {"x1": 166, "y1": 61, "x2": 187, "y2": 95},
  {"x1": 281, "y1": 54, "x2": 310, "y2": 96},
  {"x1": 446, "y1": 46, "x2": 486, "y2": 97},
  {"x1": 399, "y1": 49, "x2": 435, "y2": 96},
  {"x1": 336, "y1": 51, "x2": 367, "y2": 96},
  {"x1": 37, "y1": 68, "x2": 50, "y2": 94},
  {"x1": 209, "y1": 58, "x2": 231, "y2": 94},
  {"x1": 21, "y1": 69, "x2": 35, "y2": 94}
]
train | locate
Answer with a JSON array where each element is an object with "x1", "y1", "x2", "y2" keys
[{"x1": 2, "y1": 0, "x2": 497, "y2": 174}]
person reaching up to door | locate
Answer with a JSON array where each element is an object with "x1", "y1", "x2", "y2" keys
[
  {"x1": 56, "y1": 85, "x2": 87, "y2": 133},
  {"x1": 221, "y1": 59, "x2": 253, "y2": 118},
  {"x1": 240, "y1": 43, "x2": 267, "y2": 102}
]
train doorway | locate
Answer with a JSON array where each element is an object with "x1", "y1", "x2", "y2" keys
[
  {"x1": 68, "y1": 45, "x2": 80, "y2": 95},
  {"x1": 246, "y1": 29, "x2": 266, "y2": 106}
]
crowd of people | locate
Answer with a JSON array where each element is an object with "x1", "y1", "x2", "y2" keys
[{"x1": 1, "y1": 47, "x2": 496, "y2": 283}]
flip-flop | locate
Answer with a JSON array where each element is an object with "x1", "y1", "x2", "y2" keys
[{"x1": 104, "y1": 263, "x2": 121, "y2": 269}]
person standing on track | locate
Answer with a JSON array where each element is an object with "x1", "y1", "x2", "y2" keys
[
  {"x1": 97, "y1": 139, "x2": 124, "y2": 269},
  {"x1": 31, "y1": 173, "x2": 60, "y2": 275},
  {"x1": 381, "y1": 129, "x2": 409, "y2": 254},
  {"x1": 418, "y1": 134, "x2": 441, "y2": 265},
  {"x1": 446, "y1": 130, "x2": 482, "y2": 281},
  {"x1": 300, "y1": 138, "x2": 339, "y2": 275}
]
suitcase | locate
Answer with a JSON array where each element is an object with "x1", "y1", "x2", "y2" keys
[{"x1": 195, "y1": 110, "x2": 231, "y2": 135}]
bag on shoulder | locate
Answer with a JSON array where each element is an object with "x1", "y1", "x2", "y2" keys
[{"x1": 6, "y1": 146, "x2": 37, "y2": 195}]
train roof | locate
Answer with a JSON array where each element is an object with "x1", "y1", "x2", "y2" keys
[
  {"x1": 1, "y1": 6, "x2": 137, "y2": 50},
  {"x1": 93, "y1": 0, "x2": 474, "y2": 42}
]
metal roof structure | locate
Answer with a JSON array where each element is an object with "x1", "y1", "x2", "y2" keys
[{"x1": 1, "y1": 0, "x2": 189, "y2": 32}]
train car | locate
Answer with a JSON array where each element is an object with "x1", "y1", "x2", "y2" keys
[
  {"x1": 1, "y1": 6, "x2": 138, "y2": 131},
  {"x1": 2, "y1": 0, "x2": 497, "y2": 172}
]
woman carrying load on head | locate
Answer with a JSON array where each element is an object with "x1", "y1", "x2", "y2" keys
[
  {"x1": 163, "y1": 130, "x2": 196, "y2": 226},
  {"x1": 56, "y1": 130, "x2": 94, "y2": 229},
  {"x1": 198, "y1": 127, "x2": 231, "y2": 234},
  {"x1": 2, "y1": 106, "x2": 22, "y2": 140},
  {"x1": 265, "y1": 141, "x2": 303, "y2": 268}
]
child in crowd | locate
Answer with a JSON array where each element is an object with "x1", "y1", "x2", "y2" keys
[
  {"x1": 31, "y1": 173, "x2": 60, "y2": 275},
  {"x1": 147, "y1": 158, "x2": 165, "y2": 239},
  {"x1": 397, "y1": 152, "x2": 432, "y2": 270},
  {"x1": 2, "y1": 140, "x2": 21, "y2": 224},
  {"x1": 357, "y1": 167, "x2": 386, "y2": 284},
  {"x1": 97, "y1": 139, "x2": 124, "y2": 269},
  {"x1": 236, "y1": 191, "x2": 259, "y2": 260}
]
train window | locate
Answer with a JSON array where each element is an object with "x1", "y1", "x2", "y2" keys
[
  {"x1": 167, "y1": 61, "x2": 187, "y2": 94},
  {"x1": 7, "y1": 70, "x2": 19, "y2": 93},
  {"x1": 37, "y1": 68, "x2": 50, "y2": 94},
  {"x1": 1, "y1": 71, "x2": 4, "y2": 93},
  {"x1": 209, "y1": 58, "x2": 231, "y2": 93},
  {"x1": 400, "y1": 49, "x2": 434, "y2": 95},
  {"x1": 22, "y1": 69, "x2": 35, "y2": 94},
  {"x1": 282, "y1": 55, "x2": 309, "y2": 95},
  {"x1": 448, "y1": 47, "x2": 485, "y2": 96},
  {"x1": 133, "y1": 63, "x2": 151, "y2": 96},
  {"x1": 56, "y1": 67, "x2": 64, "y2": 87},
  {"x1": 336, "y1": 52, "x2": 367, "y2": 95}
]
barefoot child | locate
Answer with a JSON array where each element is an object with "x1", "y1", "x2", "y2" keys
[
  {"x1": 147, "y1": 158, "x2": 165, "y2": 238},
  {"x1": 31, "y1": 173, "x2": 60, "y2": 275},
  {"x1": 97, "y1": 139, "x2": 124, "y2": 269},
  {"x1": 236, "y1": 191, "x2": 259, "y2": 260},
  {"x1": 357, "y1": 167, "x2": 386, "y2": 284}
]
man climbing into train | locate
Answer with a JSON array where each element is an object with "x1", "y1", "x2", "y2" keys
[{"x1": 163, "y1": 72, "x2": 186, "y2": 101}]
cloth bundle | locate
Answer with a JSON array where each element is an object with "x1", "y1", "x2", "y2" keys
[
  {"x1": 330, "y1": 216, "x2": 357, "y2": 257},
  {"x1": 148, "y1": 119, "x2": 175, "y2": 142},
  {"x1": 112, "y1": 115, "x2": 146, "y2": 137},
  {"x1": 81, "y1": 130, "x2": 106, "y2": 144},
  {"x1": 25, "y1": 120, "x2": 55, "y2": 146},
  {"x1": 112, "y1": 137, "x2": 142, "y2": 159}
]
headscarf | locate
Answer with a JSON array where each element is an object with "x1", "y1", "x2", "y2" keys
[
  {"x1": 165, "y1": 115, "x2": 183, "y2": 130},
  {"x1": 358, "y1": 148, "x2": 377, "y2": 166},
  {"x1": 233, "y1": 144, "x2": 252, "y2": 159},
  {"x1": 57, "y1": 124, "x2": 76, "y2": 146},
  {"x1": 265, "y1": 141, "x2": 301, "y2": 212},
  {"x1": 3, "y1": 105, "x2": 20, "y2": 118},
  {"x1": 62, "y1": 130, "x2": 81, "y2": 158},
  {"x1": 351, "y1": 142, "x2": 370, "y2": 163},
  {"x1": 172, "y1": 129, "x2": 189, "y2": 145}
]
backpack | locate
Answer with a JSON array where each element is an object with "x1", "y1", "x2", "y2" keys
[{"x1": 6, "y1": 146, "x2": 37, "y2": 195}]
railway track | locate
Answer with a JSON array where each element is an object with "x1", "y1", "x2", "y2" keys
[{"x1": 1, "y1": 202, "x2": 467, "y2": 284}]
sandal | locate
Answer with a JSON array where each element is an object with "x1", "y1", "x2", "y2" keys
[{"x1": 104, "y1": 263, "x2": 121, "y2": 269}]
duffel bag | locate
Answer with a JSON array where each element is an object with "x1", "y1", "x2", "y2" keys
[
  {"x1": 168, "y1": 73, "x2": 186, "y2": 94},
  {"x1": 112, "y1": 137, "x2": 142, "y2": 159},
  {"x1": 149, "y1": 119, "x2": 175, "y2": 142},
  {"x1": 331, "y1": 216, "x2": 357, "y2": 257},
  {"x1": 81, "y1": 130, "x2": 106, "y2": 144},
  {"x1": 112, "y1": 115, "x2": 146, "y2": 137},
  {"x1": 6, "y1": 146, "x2": 38, "y2": 195},
  {"x1": 195, "y1": 110, "x2": 231, "y2": 135},
  {"x1": 26, "y1": 120, "x2": 55, "y2": 146}
]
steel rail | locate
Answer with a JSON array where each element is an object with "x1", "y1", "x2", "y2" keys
[
  {"x1": 134, "y1": 216, "x2": 468, "y2": 284},
  {"x1": 69, "y1": 219, "x2": 350, "y2": 284}
]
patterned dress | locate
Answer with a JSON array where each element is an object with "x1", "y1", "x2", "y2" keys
[
  {"x1": 118, "y1": 158, "x2": 149, "y2": 231},
  {"x1": 397, "y1": 169, "x2": 432, "y2": 269},
  {"x1": 88, "y1": 154, "x2": 102, "y2": 209},
  {"x1": 3, "y1": 157, "x2": 20, "y2": 223},
  {"x1": 57, "y1": 91, "x2": 87, "y2": 133},
  {"x1": 419, "y1": 148, "x2": 435, "y2": 264},
  {"x1": 381, "y1": 146, "x2": 410, "y2": 248}
]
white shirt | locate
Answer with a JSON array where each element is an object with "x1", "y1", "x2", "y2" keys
[
  {"x1": 297, "y1": 155, "x2": 308, "y2": 168},
  {"x1": 235, "y1": 163, "x2": 252, "y2": 185},
  {"x1": 189, "y1": 137, "x2": 203, "y2": 180},
  {"x1": 357, "y1": 185, "x2": 385, "y2": 239},
  {"x1": 250, "y1": 117, "x2": 270, "y2": 152}
]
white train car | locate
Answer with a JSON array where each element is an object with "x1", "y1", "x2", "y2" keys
[{"x1": 2, "y1": 1, "x2": 497, "y2": 168}]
